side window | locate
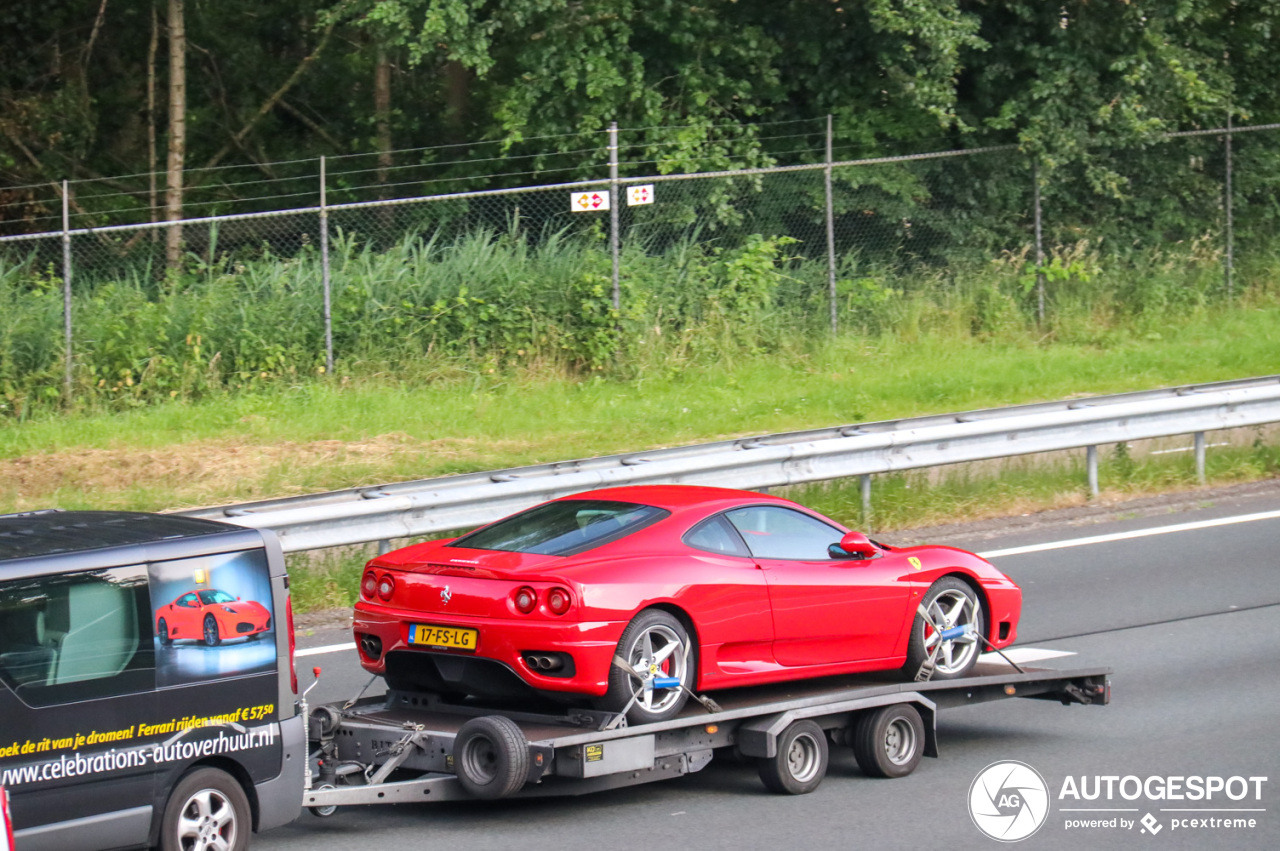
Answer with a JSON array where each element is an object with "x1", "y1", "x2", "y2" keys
[
  {"x1": 0, "y1": 565, "x2": 155, "y2": 706},
  {"x1": 725, "y1": 506, "x2": 845, "y2": 561},
  {"x1": 683, "y1": 516, "x2": 750, "y2": 557}
]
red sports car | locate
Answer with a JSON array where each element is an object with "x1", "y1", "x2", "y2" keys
[
  {"x1": 156, "y1": 589, "x2": 272, "y2": 647},
  {"x1": 353, "y1": 485, "x2": 1021, "y2": 723}
]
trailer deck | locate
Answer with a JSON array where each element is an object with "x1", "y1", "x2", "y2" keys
[{"x1": 302, "y1": 660, "x2": 1110, "y2": 811}]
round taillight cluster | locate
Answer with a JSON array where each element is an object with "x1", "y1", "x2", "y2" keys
[
  {"x1": 362, "y1": 569, "x2": 395, "y2": 602},
  {"x1": 510, "y1": 585, "x2": 574, "y2": 616},
  {"x1": 514, "y1": 586, "x2": 537, "y2": 614},
  {"x1": 546, "y1": 587, "x2": 572, "y2": 615}
]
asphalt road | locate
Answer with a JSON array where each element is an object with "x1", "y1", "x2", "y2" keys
[{"x1": 267, "y1": 492, "x2": 1280, "y2": 851}]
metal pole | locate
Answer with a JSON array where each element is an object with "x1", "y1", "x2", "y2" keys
[
  {"x1": 1086, "y1": 445, "x2": 1099, "y2": 499},
  {"x1": 1194, "y1": 431, "x2": 1206, "y2": 484},
  {"x1": 825, "y1": 114, "x2": 837, "y2": 335},
  {"x1": 320, "y1": 156, "x2": 333, "y2": 375},
  {"x1": 1224, "y1": 110, "x2": 1234, "y2": 300},
  {"x1": 1033, "y1": 160, "x2": 1045, "y2": 325},
  {"x1": 62, "y1": 179, "x2": 73, "y2": 402},
  {"x1": 609, "y1": 122, "x2": 620, "y2": 311},
  {"x1": 860, "y1": 473, "x2": 872, "y2": 530}
]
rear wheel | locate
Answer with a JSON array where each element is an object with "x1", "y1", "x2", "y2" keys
[
  {"x1": 598, "y1": 610, "x2": 694, "y2": 725},
  {"x1": 904, "y1": 577, "x2": 983, "y2": 680},
  {"x1": 852, "y1": 704, "x2": 924, "y2": 779},
  {"x1": 159, "y1": 767, "x2": 249, "y2": 851},
  {"x1": 756, "y1": 720, "x2": 828, "y2": 795}
]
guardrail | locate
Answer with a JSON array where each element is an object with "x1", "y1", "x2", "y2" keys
[{"x1": 178, "y1": 375, "x2": 1280, "y2": 552}]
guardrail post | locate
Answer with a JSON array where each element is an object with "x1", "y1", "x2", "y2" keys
[
  {"x1": 1194, "y1": 431, "x2": 1207, "y2": 484},
  {"x1": 1086, "y1": 445, "x2": 1099, "y2": 499},
  {"x1": 860, "y1": 474, "x2": 872, "y2": 530},
  {"x1": 377, "y1": 540, "x2": 391, "y2": 556}
]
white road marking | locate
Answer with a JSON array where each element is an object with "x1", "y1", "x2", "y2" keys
[
  {"x1": 979, "y1": 647, "x2": 1076, "y2": 665},
  {"x1": 291, "y1": 509, "x2": 1280, "y2": 660},
  {"x1": 297, "y1": 643, "x2": 355, "y2": 657},
  {"x1": 977, "y1": 508, "x2": 1280, "y2": 560}
]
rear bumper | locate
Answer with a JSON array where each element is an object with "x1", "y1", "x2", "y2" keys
[{"x1": 353, "y1": 604, "x2": 623, "y2": 697}]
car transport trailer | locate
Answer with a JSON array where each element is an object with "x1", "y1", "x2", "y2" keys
[{"x1": 300, "y1": 660, "x2": 1110, "y2": 810}]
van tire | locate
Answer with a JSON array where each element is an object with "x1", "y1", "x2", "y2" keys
[{"x1": 159, "y1": 767, "x2": 250, "y2": 851}]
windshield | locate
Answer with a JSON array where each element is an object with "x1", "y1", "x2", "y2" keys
[
  {"x1": 449, "y1": 500, "x2": 669, "y2": 556},
  {"x1": 197, "y1": 590, "x2": 236, "y2": 605}
]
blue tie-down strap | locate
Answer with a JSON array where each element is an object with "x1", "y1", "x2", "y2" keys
[
  {"x1": 938, "y1": 624, "x2": 973, "y2": 641},
  {"x1": 650, "y1": 676, "x2": 681, "y2": 690}
]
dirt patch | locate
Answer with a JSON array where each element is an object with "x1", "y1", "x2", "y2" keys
[{"x1": 0, "y1": 433, "x2": 530, "y2": 512}]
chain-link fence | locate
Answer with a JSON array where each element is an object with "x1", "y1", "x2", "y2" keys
[{"x1": 0, "y1": 118, "x2": 1274, "y2": 412}]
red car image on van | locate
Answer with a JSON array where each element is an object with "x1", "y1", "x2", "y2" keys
[{"x1": 156, "y1": 589, "x2": 272, "y2": 647}]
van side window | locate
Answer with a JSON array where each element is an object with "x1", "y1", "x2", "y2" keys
[{"x1": 0, "y1": 565, "x2": 155, "y2": 706}]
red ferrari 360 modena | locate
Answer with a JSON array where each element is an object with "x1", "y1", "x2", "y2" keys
[
  {"x1": 353, "y1": 485, "x2": 1022, "y2": 723},
  {"x1": 156, "y1": 589, "x2": 272, "y2": 647}
]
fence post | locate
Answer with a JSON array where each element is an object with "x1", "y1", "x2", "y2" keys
[
  {"x1": 1224, "y1": 110, "x2": 1234, "y2": 300},
  {"x1": 61, "y1": 179, "x2": 73, "y2": 403},
  {"x1": 1033, "y1": 160, "x2": 1045, "y2": 326},
  {"x1": 320, "y1": 156, "x2": 334, "y2": 375},
  {"x1": 609, "y1": 121, "x2": 620, "y2": 311},
  {"x1": 825, "y1": 114, "x2": 837, "y2": 335}
]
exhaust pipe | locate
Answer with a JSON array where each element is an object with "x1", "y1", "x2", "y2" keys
[{"x1": 524, "y1": 654, "x2": 564, "y2": 671}]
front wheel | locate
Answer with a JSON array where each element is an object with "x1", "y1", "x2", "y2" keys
[
  {"x1": 203, "y1": 614, "x2": 221, "y2": 647},
  {"x1": 160, "y1": 767, "x2": 250, "y2": 851},
  {"x1": 904, "y1": 577, "x2": 983, "y2": 680},
  {"x1": 597, "y1": 609, "x2": 694, "y2": 725}
]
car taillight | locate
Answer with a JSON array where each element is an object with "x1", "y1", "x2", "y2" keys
[
  {"x1": 286, "y1": 595, "x2": 297, "y2": 695},
  {"x1": 377, "y1": 575, "x2": 395, "y2": 602},
  {"x1": 547, "y1": 587, "x2": 572, "y2": 615},
  {"x1": 362, "y1": 570, "x2": 378, "y2": 600},
  {"x1": 514, "y1": 586, "x2": 537, "y2": 614}
]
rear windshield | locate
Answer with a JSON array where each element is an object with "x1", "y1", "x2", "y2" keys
[{"x1": 450, "y1": 500, "x2": 669, "y2": 556}]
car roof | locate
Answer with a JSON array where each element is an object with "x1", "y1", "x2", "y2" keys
[
  {"x1": 553, "y1": 485, "x2": 788, "y2": 512},
  {"x1": 0, "y1": 510, "x2": 241, "y2": 561}
]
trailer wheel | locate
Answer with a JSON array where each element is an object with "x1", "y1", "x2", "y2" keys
[
  {"x1": 756, "y1": 720, "x2": 828, "y2": 795},
  {"x1": 852, "y1": 704, "x2": 924, "y2": 778},
  {"x1": 307, "y1": 784, "x2": 338, "y2": 818},
  {"x1": 453, "y1": 716, "x2": 529, "y2": 800},
  {"x1": 159, "y1": 767, "x2": 250, "y2": 851}
]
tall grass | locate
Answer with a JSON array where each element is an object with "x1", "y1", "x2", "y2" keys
[{"x1": 2, "y1": 223, "x2": 1274, "y2": 421}]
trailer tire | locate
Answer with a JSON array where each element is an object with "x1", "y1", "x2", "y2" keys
[
  {"x1": 159, "y1": 767, "x2": 250, "y2": 851},
  {"x1": 756, "y1": 720, "x2": 828, "y2": 795},
  {"x1": 852, "y1": 703, "x2": 924, "y2": 778},
  {"x1": 453, "y1": 715, "x2": 529, "y2": 800}
]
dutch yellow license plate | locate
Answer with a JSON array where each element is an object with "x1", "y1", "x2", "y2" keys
[{"x1": 408, "y1": 623, "x2": 478, "y2": 651}]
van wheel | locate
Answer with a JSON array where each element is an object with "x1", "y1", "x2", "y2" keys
[
  {"x1": 158, "y1": 618, "x2": 172, "y2": 647},
  {"x1": 160, "y1": 767, "x2": 250, "y2": 851},
  {"x1": 203, "y1": 615, "x2": 221, "y2": 647}
]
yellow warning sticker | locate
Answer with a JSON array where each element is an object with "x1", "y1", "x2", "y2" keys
[
  {"x1": 908, "y1": 556, "x2": 923, "y2": 571},
  {"x1": 585, "y1": 744, "x2": 604, "y2": 763}
]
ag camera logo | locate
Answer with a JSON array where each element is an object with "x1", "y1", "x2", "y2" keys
[{"x1": 969, "y1": 761, "x2": 1051, "y2": 842}]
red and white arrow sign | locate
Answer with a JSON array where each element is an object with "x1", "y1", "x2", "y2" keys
[
  {"x1": 627, "y1": 185, "x2": 654, "y2": 206},
  {"x1": 570, "y1": 191, "x2": 611, "y2": 212}
]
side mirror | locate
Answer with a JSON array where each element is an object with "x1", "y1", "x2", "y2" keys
[{"x1": 836, "y1": 531, "x2": 879, "y2": 559}]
